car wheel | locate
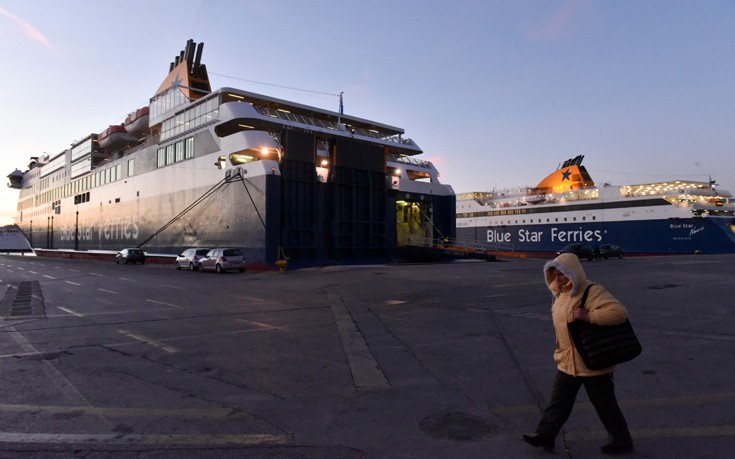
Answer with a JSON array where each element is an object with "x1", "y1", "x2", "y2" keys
[
  {"x1": 189, "y1": 262, "x2": 196, "y2": 271},
  {"x1": 215, "y1": 264, "x2": 223, "y2": 274},
  {"x1": 239, "y1": 268, "x2": 245, "y2": 273},
  {"x1": 124, "y1": 258, "x2": 128, "y2": 264},
  {"x1": 176, "y1": 262, "x2": 181, "y2": 270},
  {"x1": 115, "y1": 258, "x2": 119, "y2": 264}
]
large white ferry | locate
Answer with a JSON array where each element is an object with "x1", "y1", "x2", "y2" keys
[
  {"x1": 6, "y1": 40, "x2": 455, "y2": 266},
  {"x1": 456, "y1": 156, "x2": 735, "y2": 256}
]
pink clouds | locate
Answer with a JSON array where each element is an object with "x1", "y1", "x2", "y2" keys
[
  {"x1": 522, "y1": 0, "x2": 589, "y2": 42},
  {"x1": 0, "y1": 6, "x2": 64, "y2": 60}
]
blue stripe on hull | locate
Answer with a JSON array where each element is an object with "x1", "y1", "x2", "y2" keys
[{"x1": 456, "y1": 218, "x2": 735, "y2": 254}]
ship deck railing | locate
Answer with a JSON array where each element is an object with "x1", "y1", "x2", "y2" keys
[
  {"x1": 253, "y1": 105, "x2": 417, "y2": 147},
  {"x1": 387, "y1": 154, "x2": 432, "y2": 168}
]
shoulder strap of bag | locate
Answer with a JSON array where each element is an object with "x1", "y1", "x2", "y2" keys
[{"x1": 578, "y1": 284, "x2": 596, "y2": 310}]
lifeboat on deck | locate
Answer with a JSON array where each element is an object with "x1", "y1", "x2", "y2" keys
[
  {"x1": 7, "y1": 169, "x2": 24, "y2": 189},
  {"x1": 525, "y1": 194, "x2": 546, "y2": 204},
  {"x1": 124, "y1": 106, "x2": 150, "y2": 139},
  {"x1": 98, "y1": 125, "x2": 135, "y2": 152}
]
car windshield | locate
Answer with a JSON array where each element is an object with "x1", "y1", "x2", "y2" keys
[{"x1": 196, "y1": 249, "x2": 210, "y2": 255}]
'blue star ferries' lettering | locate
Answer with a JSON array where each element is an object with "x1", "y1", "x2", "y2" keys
[{"x1": 561, "y1": 169, "x2": 572, "y2": 181}]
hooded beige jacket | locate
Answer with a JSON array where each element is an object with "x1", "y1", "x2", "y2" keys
[{"x1": 543, "y1": 253, "x2": 629, "y2": 377}]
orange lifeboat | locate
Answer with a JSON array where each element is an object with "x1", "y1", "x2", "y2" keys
[
  {"x1": 124, "y1": 106, "x2": 150, "y2": 139},
  {"x1": 97, "y1": 125, "x2": 135, "y2": 152}
]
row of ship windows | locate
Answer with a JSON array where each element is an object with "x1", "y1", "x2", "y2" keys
[
  {"x1": 491, "y1": 215, "x2": 598, "y2": 225},
  {"x1": 19, "y1": 136, "x2": 196, "y2": 212},
  {"x1": 156, "y1": 137, "x2": 194, "y2": 168},
  {"x1": 159, "y1": 98, "x2": 218, "y2": 142},
  {"x1": 18, "y1": 161, "x2": 135, "y2": 211},
  {"x1": 458, "y1": 198, "x2": 669, "y2": 218}
]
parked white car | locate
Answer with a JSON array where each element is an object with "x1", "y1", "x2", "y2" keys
[
  {"x1": 175, "y1": 248, "x2": 211, "y2": 271},
  {"x1": 199, "y1": 248, "x2": 246, "y2": 273}
]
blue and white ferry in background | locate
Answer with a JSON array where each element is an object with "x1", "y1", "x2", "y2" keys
[{"x1": 456, "y1": 155, "x2": 735, "y2": 256}]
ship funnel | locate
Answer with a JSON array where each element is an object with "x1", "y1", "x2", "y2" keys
[
  {"x1": 185, "y1": 39, "x2": 195, "y2": 68},
  {"x1": 194, "y1": 42, "x2": 204, "y2": 68}
]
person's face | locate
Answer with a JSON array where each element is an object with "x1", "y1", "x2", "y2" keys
[{"x1": 550, "y1": 268, "x2": 570, "y2": 289}]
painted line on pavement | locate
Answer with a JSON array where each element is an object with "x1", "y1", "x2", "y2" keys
[
  {"x1": 65, "y1": 281, "x2": 82, "y2": 286},
  {"x1": 118, "y1": 329, "x2": 179, "y2": 353},
  {"x1": 58, "y1": 307, "x2": 84, "y2": 317},
  {"x1": 43, "y1": 275, "x2": 55, "y2": 279},
  {"x1": 7, "y1": 329, "x2": 105, "y2": 424},
  {"x1": 160, "y1": 284, "x2": 186, "y2": 290},
  {"x1": 97, "y1": 288, "x2": 118, "y2": 294},
  {"x1": 229, "y1": 295, "x2": 269, "y2": 302},
  {"x1": 237, "y1": 319, "x2": 281, "y2": 330},
  {"x1": 0, "y1": 403, "x2": 253, "y2": 419},
  {"x1": 0, "y1": 432, "x2": 290, "y2": 446},
  {"x1": 567, "y1": 425, "x2": 735, "y2": 441},
  {"x1": 493, "y1": 392, "x2": 735, "y2": 415},
  {"x1": 328, "y1": 291, "x2": 389, "y2": 391},
  {"x1": 146, "y1": 299, "x2": 181, "y2": 308}
]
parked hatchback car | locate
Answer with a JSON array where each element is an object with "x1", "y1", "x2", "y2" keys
[
  {"x1": 175, "y1": 248, "x2": 211, "y2": 271},
  {"x1": 115, "y1": 248, "x2": 146, "y2": 264},
  {"x1": 199, "y1": 248, "x2": 246, "y2": 273},
  {"x1": 599, "y1": 244, "x2": 624, "y2": 259},
  {"x1": 556, "y1": 243, "x2": 595, "y2": 261}
]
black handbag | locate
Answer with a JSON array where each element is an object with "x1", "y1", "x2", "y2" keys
[{"x1": 567, "y1": 284, "x2": 642, "y2": 370}]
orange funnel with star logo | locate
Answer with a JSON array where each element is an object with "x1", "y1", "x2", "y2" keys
[
  {"x1": 154, "y1": 39, "x2": 211, "y2": 100},
  {"x1": 532, "y1": 155, "x2": 595, "y2": 194}
]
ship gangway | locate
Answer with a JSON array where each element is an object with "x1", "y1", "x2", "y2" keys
[{"x1": 400, "y1": 237, "x2": 522, "y2": 261}]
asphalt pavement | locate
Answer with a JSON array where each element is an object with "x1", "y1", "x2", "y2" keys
[{"x1": 0, "y1": 253, "x2": 733, "y2": 458}]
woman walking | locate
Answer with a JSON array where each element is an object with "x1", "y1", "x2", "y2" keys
[{"x1": 523, "y1": 253, "x2": 634, "y2": 455}]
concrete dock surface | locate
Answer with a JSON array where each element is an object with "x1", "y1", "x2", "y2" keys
[{"x1": 0, "y1": 253, "x2": 733, "y2": 458}]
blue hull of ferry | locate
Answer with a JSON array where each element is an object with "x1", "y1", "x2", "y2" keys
[{"x1": 456, "y1": 217, "x2": 735, "y2": 255}]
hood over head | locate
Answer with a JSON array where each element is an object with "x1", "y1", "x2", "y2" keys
[{"x1": 543, "y1": 252, "x2": 588, "y2": 296}]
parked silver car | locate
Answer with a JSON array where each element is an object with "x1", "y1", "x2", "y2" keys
[
  {"x1": 199, "y1": 248, "x2": 246, "y2": 273},
  {"x1": 175, "y1": 248, "x2": 211, "y2": 271}
]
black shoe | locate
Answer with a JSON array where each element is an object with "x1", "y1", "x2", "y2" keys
[
  {"x1": 600, "y1": 442, "x2": 634, "y2": 455},
  {"x1": 523, "y1": 433, "x2": 555, "y2": 452}
]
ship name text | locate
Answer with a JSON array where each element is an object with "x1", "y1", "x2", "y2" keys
[
  {"x1": 486, "y1": 227, "x2": 603, "y2": 244},
  {"x1": 59, "y1": 217, "x2": 140, "y2": 242}
]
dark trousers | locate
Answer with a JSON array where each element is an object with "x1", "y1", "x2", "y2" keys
[{"x1": 537, "y1": 370, "x2": 631, "y2": 444}]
